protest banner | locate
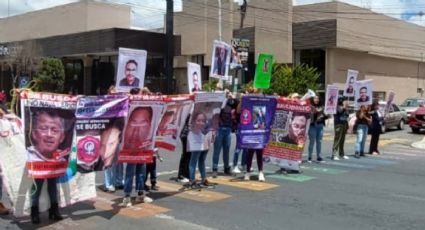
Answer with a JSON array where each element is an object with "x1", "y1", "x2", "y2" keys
[
  {"x1": 254, "y1": 54, "x2": 273, "y2": 89},
  {"x1": 156, "y1": 95, "x2": 193, "y2": 151},
  {"x1": 230, "y1": 38, "x2": 249, "y2": 69},
  {"x1": 75, "y1": 95, "x2": 129, "y2": 172},
  {"x1": 22, "y1": 92, "x2": 77, "y2": 179},
  {"x1": 115, "y1": 47, "x2": 147, "y2": 92},
  {"x1": 187, "y1": 92, "x2": 226, "y2": 152},
  {"x1": 264, "y1": 97, "x2": 311, "y2": 171},
  {"x1": 324, "y1": 85, "x2": 339, "y2": 115},
  {"x1": 344, "y1": 69, "x2": 358, "y2": 97},
  {"x1": 355, "y1": 79, "x2": 373, "y2": 106},
  {"x1": 0, "y1": 93, "x2": 95, "y2": 217},
  {"x1": 119, "y1": 95, "x2": 166, "y2": 163},
  {"x1": 210, "y1": 40, "x2": 232, "y2": 81},
  {"x1": 237, "y1": 95, "x2": 277, "y2": 149},
  {"x1": 187, "y1": 62, "x2": 202, "y2": 93}
]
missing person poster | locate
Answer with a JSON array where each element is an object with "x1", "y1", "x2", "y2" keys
[
  {"x1": 156, "y1": 95, "x2": 193, "y2": 151},
  {"x1": 237, "y1": 95, "x2": 277, "y2": 149},
  {"x1": 22, "y1": 92, "x2": 76, "y2": 179},
  {"x1": 324, "y1": 85, "x2": 339, "y2": 115},
  {"x1": 355, "y1": 79, "x2": 373, "y2": 107},
  {"x1": 230, "y1": 38, "x2": 249, "y2": 69},
  {"x1": 187, "y1": 92, "x2": 226, "y2": 152},
  {"x1": 210, "y1": 40, "x2": 232, "y2": 81},
  {"x1": 253, "y1": 54, "x2": 273, "y2": 89},
  {"x1": 115, "y1": 47, "x2": 147, "y2": 92},
  {"x1": 264, "y1": 97, "x2": 311, "y2": 171},
  {"x1": 187, "y1": 62, "x2": 202, "y2": 93},
  {"x1": 385, "y1": 91, "x2": 395, "y2": 115},
  {"x1": 75, "y1": 95, "x2": 129, "y2": 172},
  {"x1": 343, "y1": 69, "x2": 358, "y2": 97},
  {"x1": 119, "y1": 95, "x2": 166, "y2": 163}
]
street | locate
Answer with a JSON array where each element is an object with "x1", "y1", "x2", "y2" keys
[{"x1": 1, "y1": 126, "x2": 425, "y2": 230}]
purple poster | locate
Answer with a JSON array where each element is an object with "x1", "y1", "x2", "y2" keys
[
  {"x1": 237, "y1": 95, "x2": 277, "y2": 149},
  {"x1": 75, "y1": 95, "x2": 129, "y2": 172}
]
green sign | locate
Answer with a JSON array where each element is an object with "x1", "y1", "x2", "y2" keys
[{"x1": 254, "y1": 54, "x2": 273, "y2": 89}]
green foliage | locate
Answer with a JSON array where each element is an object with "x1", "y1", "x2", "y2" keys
[
  {"x1": 202, "y1": 79, "x2": 219, "y2": 92},
  {"x1": 32, "y1": 58, "x2": 65, "y2": 93},
  {"x1": 263, "y1": 63, "x2": 322, "y2": 96}
]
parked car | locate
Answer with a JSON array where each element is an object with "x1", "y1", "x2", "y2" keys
[
  {"x1": 347, "y1": 102, "x2": 407, "y2": 133},
  {"x1": 399, "y1": 97, "x2": 425, "y2": 118},
  {"x1": 379, "y1": 102, "x2": 407, "y2": 133},
  {"x1": 409, "y1": 107, "x2": 425, "y2": 133}
]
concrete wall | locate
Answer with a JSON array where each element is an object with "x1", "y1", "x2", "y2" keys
[
  {"x1": 294, "y1": 2, "x2": 425, "y2": 62},
  {"x1": 326, "y1": 48, "x2": 425, "y2": 103},
  {"x1": 0, "y1": 0, "x2": 131, "y2": 42}
]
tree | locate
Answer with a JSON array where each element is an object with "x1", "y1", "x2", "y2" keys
[
  {"x1": 263, "y1": 63, "x2": 322, "y2": 96},
  {"x1": 32, "y1": 58, "x2": 65, "y2": 93}
]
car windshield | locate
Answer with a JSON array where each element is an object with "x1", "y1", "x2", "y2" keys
[{"x1": 400, "y1": 99, "x2": 424, "y2": 107}]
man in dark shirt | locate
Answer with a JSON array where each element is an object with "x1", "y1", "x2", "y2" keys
[{"x1": 119, "y1": 60, "x2": 140, "y2": 87}]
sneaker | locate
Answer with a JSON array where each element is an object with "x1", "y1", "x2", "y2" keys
[
  {"x1": 232, "y1": 166, "x2": 241, "y2": 174},
  {"x1": 151, "y1": 185, "x2": 159, "y2": 191},
  {"x1": 178, "y1": 177, "x2": 190, "y2": 183},
  {"x1": 121, "y1": 197, "x2": 132, "y2": 207},
  {"x1": 317, "y1": 157, "x2": 323, "y2": 162},
  {"x1": 144, "y1": 185, "x2": 150, "y2": 192},
  {"x1": 307, "y1": 157, "x2": 312, "y2": 163},
  {"x1": 143, "y1": 196, "x2": 153, "y2": 203},
  {"x1": 331, "y1": 156, "x2": 340, "y2": 161},
  {"x1": 341, "y1": 155, "x2": 349, "y2": 160},
  {"x1": 202, "y1": 179, "x2": 213, "y2": 187},
  {"x1": 212, "y1": 171, "x2": 218, "y2": 178},
  {"x1": 104, "y1": 186, "x2": 116, "y2": 193},
  {"x1": 244, "y1": 172, "x2": 250, "y2": 181},
  {"x1": 354, "y1": 152, "x2": 360, "y2": 158},
  {"x1": 258, "y1": 171, "x2": 265, "y2": 182}
]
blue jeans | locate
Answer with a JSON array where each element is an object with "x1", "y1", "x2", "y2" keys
[
  {"x1": 31, "y1": 178, "x2": 57, "y2": 207},
  {"x1": 308, "y1": 123, "x2": 324, "y2": 160},
  {"x1": 355, "y1": 124, "x2": 369, "y2": 153},
  {"x1": 232, "y1": 148, "x2": 247, "y2": 167},
  {"x1": 124, "y1": 164, "x2": 145, "y2": 196},
  {"x1": 189, "y1": 150, "x2": 208, "y2": 182},
  {"x1": 104, "y1": 162, "x2": 123, "y2": 188},
  {"x1": 212, "y1": 127, "x2": 232, "y2": 171},
  {"x1": 115, "y1": 163, "x2": 124, "y2": 187},
  {"x1": 145, "y1": 157, "x2": 157, "y2": 186}
]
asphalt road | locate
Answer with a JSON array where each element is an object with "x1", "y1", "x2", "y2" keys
[{"x1": 1, "y1": 125, "x2": 425, "y2": 230}]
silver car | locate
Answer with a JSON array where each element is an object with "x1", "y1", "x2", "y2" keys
[{"x1": 379, "y1": 102, "x2": 408, "y2": 133}]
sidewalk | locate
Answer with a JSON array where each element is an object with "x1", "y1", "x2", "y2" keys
[{"x1": 411, "y1": 136, "x2": 425, "y2": 150}]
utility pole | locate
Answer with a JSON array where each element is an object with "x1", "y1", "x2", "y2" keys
[{"x1": 165, "y1": 0, "x2": 174, "y2": 94}]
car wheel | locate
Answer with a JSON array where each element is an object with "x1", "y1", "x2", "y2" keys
[
  {"x1": 381, "y1": 125, "x2": 386, "y2": 133},
  {"x1": 398, "y1": 120, "x2": 404, "y2": 130},
  {"x1": 412, "y1": 127, "x2": 420, "y2": 133}
]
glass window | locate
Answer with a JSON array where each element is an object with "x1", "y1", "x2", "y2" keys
[{"x1": 392, "y1": 104, "x2": 400, "y2": 112}]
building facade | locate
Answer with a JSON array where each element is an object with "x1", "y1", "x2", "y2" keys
[{"x1": 293, "y1": 2, "x2": 425, "y2": 102}]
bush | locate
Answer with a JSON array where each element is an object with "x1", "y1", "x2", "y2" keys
[{"x1": 32, "y1": 58, "x2": 65, "y2": 93}]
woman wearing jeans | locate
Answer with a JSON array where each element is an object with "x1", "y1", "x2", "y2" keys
[
  {"x1": 308, "y1": 96, "x2": 328, "y2": 162},
  {"x1": 187, "y1": 112, "x2": 214, "y2": 187},
  {"x1": 354, "y1": 105, "x2": 372, "y2": 158}
]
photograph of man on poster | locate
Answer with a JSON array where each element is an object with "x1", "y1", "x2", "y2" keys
[
  {"x1": 357, "y1": 86, "x2": 370, "y2": 103},
  {"x1": 27, "y1": 110, "x2": 71, "y2": 162},
  {"x1": 278, "y1": 113, "x2": 308, "y2": 145},
  {"x1": 346, "y1": 76, "x2": 355, "y2": 95},
  {"x1": 191, "y1": 72, "x2": 201, "y2": 92},
  {"x1": 119, "y1": 60, "x2": 140, "y2": 87},
  {"x1": 213, "y1": 47, "x2": 227, "y2": 76}
]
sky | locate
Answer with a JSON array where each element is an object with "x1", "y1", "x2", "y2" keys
[{"x1": 0, "y1": 0, "x2": 424, "y2": 28}]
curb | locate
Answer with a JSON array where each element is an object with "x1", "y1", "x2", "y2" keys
[{"x1": 411, "y1": 137, "x2": 425, "y2": 150}]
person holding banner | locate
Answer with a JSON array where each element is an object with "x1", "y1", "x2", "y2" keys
[
  {"x1": 177, "y1": 115, "x2": 191, "y2": 183},
  {"x1": 0, "y1": 106, "x2": 10, "y2": 215},
  {"x1": 212, "y1": 95, "x2": 237, "y2": 177},
  {"x1": 308, "y1": 96, "x2": 328, "y2": 163},
  {"x1": 332, "y1": 97, "x2": 350, "y2": 160},
  {"x1": 368, "y1": 102, "x2": 382, "y2": 155},
  {"x1": 354, "y1": 105, "x2": 372, "y2": 158},
  {"x1": 188, "y1": 112, "x2": 213, "y2": 187},
  {"x1": 29, "y1": 110, "x2": 66, "y2": 224}
]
